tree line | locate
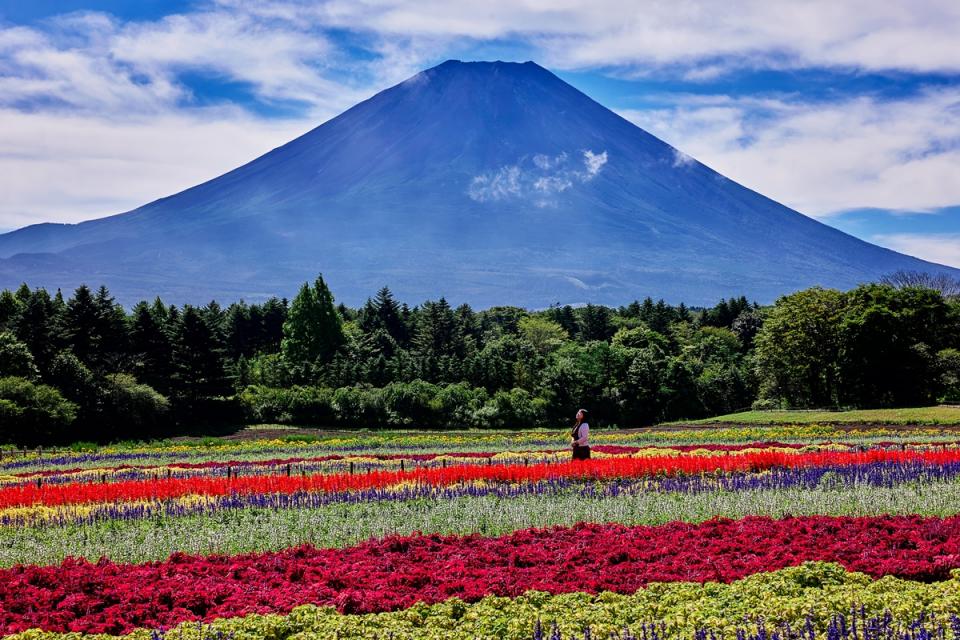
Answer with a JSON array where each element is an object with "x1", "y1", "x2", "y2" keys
[{"x1": 1, "y1": 272, "x2": 958, "y2": 445}]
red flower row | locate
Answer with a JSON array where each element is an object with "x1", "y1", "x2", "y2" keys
[
  {"x1": 12, "y1": 443, "x2": 833, "y2": 480},
  {"x1": 4, "y1": 515, "x2": 960, "y2": 634},
  {"x1": 3, "y1": 448, "x2": 958, "y2": 508}
]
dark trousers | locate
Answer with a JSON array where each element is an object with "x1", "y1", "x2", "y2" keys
[{"x1": 572, "y1": 445, "x2": 591, "y2": 461}]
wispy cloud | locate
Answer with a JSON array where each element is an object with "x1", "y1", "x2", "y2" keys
[
  {"x1": 582, "y1": 150, "x2": 607, "y2": 177},
  {"x1": 468, "y1": 150, "x2": 608, "y2": 205},
  {"x1": 266, "y1": 0, "x2": 960, "y2": 76},
  {"x1": 872, "y1": 233, "x2": 960, "y2": 268},
  {"x1": 620, "y1": 89, "x2": 960, "y2": 217},
  {"x1": 0, "y1": 9, "x2": 373, "y2": 118},
  {"x1": 0, "y1": 108, "x2": 313, "y2": 229},
  {"x1": 671, "y1": 148, "x2": 695, "y2": 168}
]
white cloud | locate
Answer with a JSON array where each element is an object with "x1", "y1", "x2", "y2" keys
[
  {"x1": 467, "y1": 165, "x2": 522, "y2": 202},
  {"x1": 0, "y1": 0, "x2": 958, "y2": 232},
  {"x1": 0, "y1": 8, "x2": 394, "y2": 229},
  {"x1": 533, "y1": 175, "x2": 573, "y2": 194},
  {"x1": 253, "y1": 0, "x2": 960, "y2": 75},
  {"x1": 109, "y1": 11, "x2": 369, "y2": 112},
  {"x1": 582, "y1": 149, "x2": 607, "y2": 176},
  {"x1": 0, "y1": 9, "x2": 372, "y2": 118},
  {"x1": 0, "y1": 108, "x2": 313, "y2": 228},
  {"x1": 671, "y1": 148, "x2": 695, "y2": 168},
  {"x1": 533, "y1": 152, "x2": 567, "y2": 170},
  {"x1": 619, "y1": 89, "x2": 960, "y2": 216},
  {"x1": 872, "y1": 233, "x2": 960, "y2": 268},
  {"x1": 468, "y1": 150, "x2": 608, "y2": 203},
  {"x1": 0, "y1": 22, "x2": 182, "y2": 114}
]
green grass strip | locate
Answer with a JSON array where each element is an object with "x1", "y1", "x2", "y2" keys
[
  {"x1": 6, "y1": 478, "x2": 960, "y2": 567},
  {"x1": 678, "y1": 405, "x2": 960, "y2": 425}
]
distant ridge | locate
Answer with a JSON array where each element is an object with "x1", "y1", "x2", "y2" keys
[{"x1": 0, "y1": 60, "x2": 956, "y2": 306}]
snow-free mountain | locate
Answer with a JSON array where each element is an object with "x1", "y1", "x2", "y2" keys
[{"x1": 1, "y1": 60, "x2": 956, "y2": 307}]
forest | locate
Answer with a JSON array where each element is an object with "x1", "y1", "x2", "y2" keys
[{"x1": 1, "y1": 273, "x2": 959, "y2": 445}]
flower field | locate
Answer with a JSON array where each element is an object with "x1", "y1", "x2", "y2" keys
[{"x1": 6, "y1": 426, "x2": 960, "y2": 639}]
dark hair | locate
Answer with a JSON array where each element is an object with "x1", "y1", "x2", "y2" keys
[{"x1": 572, "y1": 409, "x2": 588, "y2": 436}]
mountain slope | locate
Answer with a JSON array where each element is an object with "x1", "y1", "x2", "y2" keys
[{"x1": 0, "y1": 60, "x2": 956, "y2": 306}]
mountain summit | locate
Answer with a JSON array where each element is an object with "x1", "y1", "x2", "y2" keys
[{"x1": 0, "y1": 60, "x2": 955, "y2": 306}]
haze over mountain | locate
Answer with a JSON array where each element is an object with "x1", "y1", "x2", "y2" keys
[{"x1": 1, "y1": 60, "x2": 956, "y2": 307}]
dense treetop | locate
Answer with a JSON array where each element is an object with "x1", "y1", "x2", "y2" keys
[{"x1": 0, "y1": 275, "x2": 958, "y2": 445}]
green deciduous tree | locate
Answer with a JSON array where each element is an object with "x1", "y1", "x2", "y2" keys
[
  {"x1": 97, "y1": 373, "x2": 170, "y2": 439},
  {"x1": 940, "y1": 348, "x2": 960, "y2": 401},
  {"x1": 0, "y1": 376, "x2": 77, "y2": 445},
  {"x1": 518, "y1": 316, "x2": 568, "y2": 355},
  {"x1": 837, "y1": 284, "x2": 952, "y2": 407},
  {"x1": 754, "y1": 287, "x2": 845, "y2": 407},
  {"x1": 0, "y1": 331, "x2": 39, "y2": 380},
  {"x1": 0, "y1": 290, "x2": 21, "y2": 332}
]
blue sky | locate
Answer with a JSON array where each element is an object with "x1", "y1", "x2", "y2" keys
[{"x1": 1, "y1": 0, "x2": 959, "y2": 266}]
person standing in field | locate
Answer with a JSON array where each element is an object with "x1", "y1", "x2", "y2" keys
[{"x1": 571, "y1": 409, "x2": 590, "y2": 461}]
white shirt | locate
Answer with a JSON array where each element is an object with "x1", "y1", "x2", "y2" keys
[{"x1": 573, "y1": 423, "x2": 590, "y2": 447}]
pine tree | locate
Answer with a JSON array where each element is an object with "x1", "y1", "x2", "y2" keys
[
  {"x1": 150, "y1": 297, "x2": 169, "y2": 325},
  {"x1": 358, "y1": 287, "x2": 410, "y2": 347},
  {"x1": 224, "y1": 302, "x2": 252, "y2": 360},
  {"x1": 623, "y1": 300, "x2": 642, "y2": 318},
  {"x1": 200, "y1": 301, "x2": 226, "y2": 343},
  {"x1": 637, "y1": 297, "x2": 656, "y2": 328},
  {"x1": 648, "y1": 299, "x2": 674, "y2": 334},
  {"x1": 65, "y1": 285, "x2": 100, "y2": 366},
  {"x1": 63, "y1": 284, "x2": 127, "y2": 373},
  {"x1": 129, "y1": 301, "x2": 173, "y2": 392},
  {"x1": 229, "y1": 354, "x2": 251, "y2": 393},
  {"x1": 374, "y1": 287, "x2": 409, "y2": 346},
  {"x1": 246, "y1": 303, "x2": 265, "y2": 353},
  {"x1": 454, "y1": 303, "x2": 479, "y2": 347},
  {"x1": 14, "y1": 283, "x2": 30, "y2": 304},
  {"x1": 260, "y1": 298, "x2": 287, "y2": 353},
  {"x1": 281, "y1": 275, "x2": 345, "y2": 368},
  {"x1": 14, "y1": 288, "x2": 62, "y2": 375},
  {"x1": 550, "y1": 305, "x2": 579, "y2": 339},
  {"x1": 414, "y1": 298, "x2": 461, "y2": 380},
  {"x1": 357, "y1": 298, "x2": 379, "y2": 335},
  {"x1": 166, "y1": 305, "x2": 180, "y2": 329},
  {"x1": 93, "y1": 286, "x2": 128, "y2": 371},
  {"x1": 580, "y1": 304, "x2": 614, "y2": 341},
  {"x1": 171, "y1": 306, "x2": 226, "y2": 397}
]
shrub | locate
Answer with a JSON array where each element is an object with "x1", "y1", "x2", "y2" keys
[
  {"x1": 751, "y1": 397, "x2": 783, "y2": 411},
  {"x1": 239, "y1": 385, "x2": 335, "y2": 425},
  {"x1": 379, "y1": 380, "x2": 439, "y2": 427},
  {"x1": 332, "y1": 386, "x2": 385, "y2": 427},
  {"x1": 431, "y1": 383, "x2": 488, "y2": 428},
  {"x1": 0, "y1": 376, "x2": 77, "y2": 445},
  {"x1": 940, "y1": 348, "x2": 960, "y2": 402},
  {"x1": 475, "y1": 388, "x2": 548, "y2": 429},
  {"x1": 97, "y1": 374, "x2": 170, "y2": 439}
]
